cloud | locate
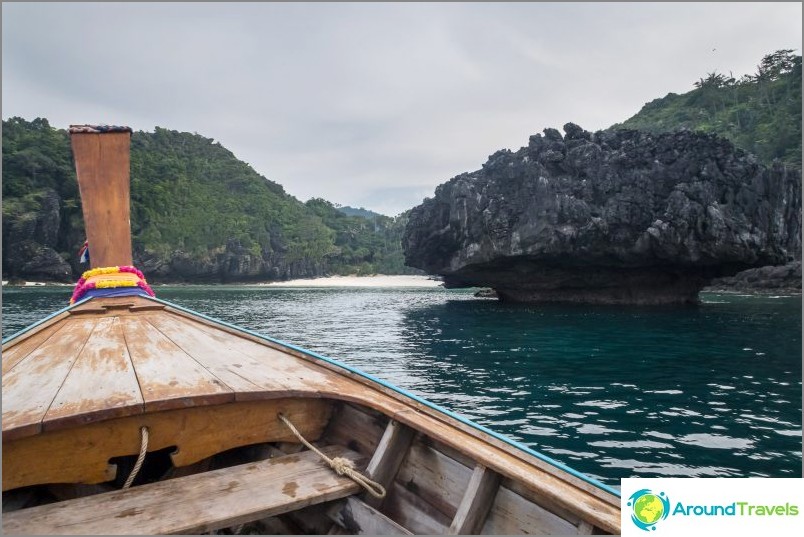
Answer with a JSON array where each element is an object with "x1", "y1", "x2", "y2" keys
[{"x1": 3, "y1": 2, "x2": 801, "y2": 215}]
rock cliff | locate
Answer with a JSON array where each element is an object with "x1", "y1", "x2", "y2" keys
[
  {"x1": 705, "y1": 261, "x2": 801, "y2": 294},
  {"x1": 2, "y1": 189, "x2": 73, "y2": 282},
  {"x1": 403, "y1": 125, "x2": 801, "y2": 304}
]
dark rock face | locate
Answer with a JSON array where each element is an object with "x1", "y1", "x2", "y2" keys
[
  {"x1": 2, "y1": 189, "x2": 73, "y2": 282},
  {"x1": 705, "y1": 261, "x2": 801, "y2": 293},
  {"x1": 403, "y1": 125, "x2": 802, "y2": 304}
]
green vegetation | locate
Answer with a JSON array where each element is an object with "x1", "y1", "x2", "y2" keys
[
  {"x1": 2, "y1": 117, "x2": 85, "y2": 261},
  {"x1": 306, "y1": 199, "x2": 414, "y2": 275},
  {"x1": 335, "y1": 205, "x2": 385, "y2": 220},
  {"x1": 615, "y1": 50, "x2": 801, "y2": 167},
  {"x1": 2, "y1": 118, "x2": 418, "y2": 280}
]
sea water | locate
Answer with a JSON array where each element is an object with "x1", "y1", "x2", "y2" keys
[{"x1": 2, "y1": 285, "x2": 801, "y2": 486}]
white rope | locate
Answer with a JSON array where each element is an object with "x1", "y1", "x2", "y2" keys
[
  {"x1": 123, "y1": 426, "x2": 149, "y2": 489},
  {"x1": 277, "y1": 413, "x2": 386, "y2": 499}
]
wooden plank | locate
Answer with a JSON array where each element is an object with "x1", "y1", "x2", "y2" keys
[
  {"x1": 448, "y1": 465, "x2": 501, "y2": 534},
  {"x1": 144, "y1": 313, "x2": 280, "y2": 395},
  {"x1": 3, "y1": 398, "x2": 333, "y2": 491},
  {"x1": 394, "y1": 436, "x2": 473, "y2": 519},
  {"x1": 383, "y1": 481, "x2": 451, "y2": 535},
  {"x1": 503, "y1": 477, "x2": 583, "y2": 526},
  {"x1": 324, "y1": 403, "x2": 388, "y2": 457},
  {"x1": 151, "y1": 311, "x2": 337, "y2": 396},
  {"x1": 43, "y1": 317, "x2": 144, "y2": 431},
  {"x1": 2, "y1": 445, "x2": 366, "y2": 535},
  {"x1": 71, "y1": 131, "x2": 133, "y2": 268},
  {"x1": 1, "y1": 318, "x2": 97, "y2": 440},
  {"x1": 364, "y1": 420, "x2": 415, "y2": 509},
  {"x1": 121, "y1": 316, "x2": 233, "y2": 412},
  {"x1": 480, "y1": 485, "x2": 578, "y2": 535},
  {"x1": 330, "y1": 497, "x2": 412, "y2": 535},
  {"x1": 1, "y1": 321, "x2": 67, "y2": 375}
]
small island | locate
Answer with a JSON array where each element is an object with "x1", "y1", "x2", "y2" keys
[{"x1": 402, "y1": 125, "x2": 801, "y2": 304}]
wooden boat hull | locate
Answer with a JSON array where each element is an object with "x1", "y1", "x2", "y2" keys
[{"x1": 2, "y1": 295, "x2": 621, "y2": 534}]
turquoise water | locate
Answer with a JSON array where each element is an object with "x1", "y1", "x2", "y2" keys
[{"x1": 3, "y1": 285, "x2": 801, "y2": 485}]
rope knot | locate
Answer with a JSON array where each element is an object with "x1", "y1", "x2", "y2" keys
[
  {"x1": 277, "y1": 413, "x2": 387, "y2": 499},
  {"x1": 330, "y1": 457, "x2": 355, "y2": 476}
]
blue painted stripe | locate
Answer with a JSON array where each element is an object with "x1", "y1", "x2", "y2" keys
[
  {"x1": 149, "y1": 295, "x2": 621, "y2": 497},
  {"x1": 1, "y1": 297, "x2": 93, "y2": 345}
]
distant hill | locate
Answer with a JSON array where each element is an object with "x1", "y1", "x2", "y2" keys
[
  {"x1": 614, "y1": 50, "x2": 801, "y2": 167},
  {"x1": 2, "y1": 118, "x2": 420, "y2": 282},
  {"x1": 336, "y1": 206, "x2": 386, "y2": 219}
]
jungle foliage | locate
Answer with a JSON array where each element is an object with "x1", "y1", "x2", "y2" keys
[
  {"x1": 2, "y1": 118, "x2": 418, "y2": 279},
  {"x1": 614, "y1": 50, "x2": 802, "y2": 167}
]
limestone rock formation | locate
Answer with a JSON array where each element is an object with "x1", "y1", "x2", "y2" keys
[
  {"x1": 705, "y1": 261, "x2": 801, "y2": 294},
  {"x1": 403, "y1": 125, "x2": 801, "y2": 304},
  {"x1": 2, "y1": 189, "x2": 73, "y2": 282}
]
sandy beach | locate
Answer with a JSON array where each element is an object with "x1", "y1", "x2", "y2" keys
[{"x1": 258, "y1": 274, "x2": 443, "y2": 288}]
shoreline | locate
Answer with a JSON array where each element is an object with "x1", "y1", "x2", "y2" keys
[
  {"x1": 2, "y1": 274, "x2": 445, "y2": 289},
  {"x1": 3, "y1": 277, "x2": 800, "y2": 296},
  {"x1": 256, "y1": 274, "x2": 443, "y2": 288}
]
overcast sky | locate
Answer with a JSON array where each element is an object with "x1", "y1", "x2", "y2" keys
[{"x1": 3, "y1": 3, "x2": 801, "y2": 216}]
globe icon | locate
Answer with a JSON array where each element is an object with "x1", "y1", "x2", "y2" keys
[{"x1": 633, "y1": 493, "x2": 664, "y2": 525}]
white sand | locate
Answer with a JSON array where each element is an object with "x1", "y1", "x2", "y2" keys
[{"x1": 258, "y1": 275, "x2": 443, "y2": 288}]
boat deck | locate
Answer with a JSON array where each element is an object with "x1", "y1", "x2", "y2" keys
[
  {"x1": 2, "y1": 295, "x2": 620, "y2": 533},
  {"x1": 3, "y1": 295, "x2": 358, "y2": 441}
]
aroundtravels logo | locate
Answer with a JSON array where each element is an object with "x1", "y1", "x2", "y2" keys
[
  {"x1": 621, "y1": 479, "x2": 803, "y2": 535},
  {"x1": 627, "y1": 489, "x2": 671, "y2": 531}
]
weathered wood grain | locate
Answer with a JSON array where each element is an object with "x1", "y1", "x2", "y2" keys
[
  {"x1": 480, "y1": 485, "x2": 578, "y2": 535},
  {"x1": 71, "y1": 131, "x2": 133, "y2": 268},
  {"x1": 150, "y1": 312, "x2": 337, "y2": 396},
  {"x1": 1, "y1": 321, "x2": 67, "y2": 375},
  {"x1": 122, "y1": 316, "x2": 233, "y2": 412},
  {"x1": 448, "y1": 465, "x2": 501, "y2": 534},
  {"x1": 2, "y1": 445, "x2": 366, "y2": 535},
  {"x1": 364, "y1": 420, "x2": 415, "y2": 509},
  {"x1": 383, "y1": 480, "x2": 451, "y2": 535},
  {"x1": 144, "y1": 313, "x2": 276, "y2": 395},
  {"x1": 330, "y1": 497, "x2": 412, "y2": 535},
  {"x1": 43, "y1": 317, "x2": 143, "y2": 431},
  {"x1": 2, "y1": 318, "x2": 97, "y2": 440},
  {"x1": 324, "y1": 403, "x2": 388, "y2": 457},
  {"x1": 394, "y1": 436, "x2": 473, "y2": 520}
]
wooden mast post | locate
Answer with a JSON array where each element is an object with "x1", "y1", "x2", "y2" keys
[{"x1": 70, "y1": 125, "x2": 134, "y2": 269}]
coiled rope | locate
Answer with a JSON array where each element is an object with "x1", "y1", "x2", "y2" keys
[
  {"x1": 277, "y1": 413, "x2": 386, "y2": 499},
  {"x1": 123, "y1": 426, "x2": 150, "y2": 489}
]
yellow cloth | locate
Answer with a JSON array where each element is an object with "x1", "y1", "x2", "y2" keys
[{"x1": 86, "y1": 273, "x2": 141, "y2": 286}]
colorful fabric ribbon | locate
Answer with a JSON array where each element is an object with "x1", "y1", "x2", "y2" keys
[
  {"x1": 70, "y1": 265, "x2": 156, "y2": 304},
  {"x1": 78, "y1": 240, "x2": 90, "y2": 264}
]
